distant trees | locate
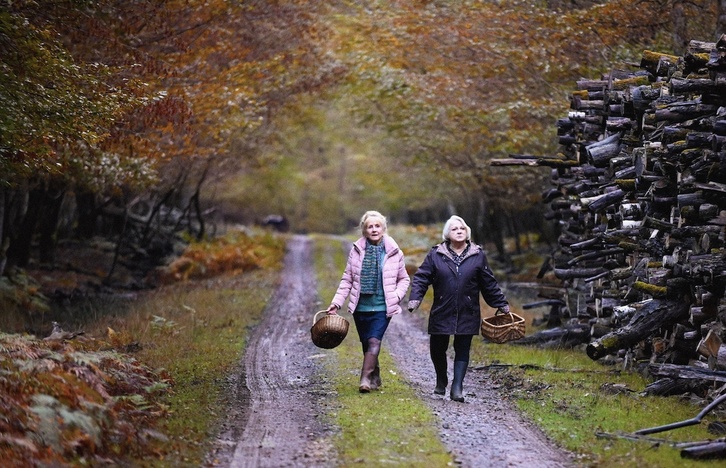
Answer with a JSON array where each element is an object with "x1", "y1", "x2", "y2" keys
[
  {"x1": 0, "y1": 0, "x2": 339, "y2": 277},
  {"x1": 1, "y1": 0, "x2": 723, "y2": 278},
  {"x1": 321, "y1": 0, "x2": 721, "y2": 254}
]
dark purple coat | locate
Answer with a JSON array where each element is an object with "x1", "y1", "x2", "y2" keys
[{"x1": 409, "y1": 242, "x2": 508, "y2": 335}]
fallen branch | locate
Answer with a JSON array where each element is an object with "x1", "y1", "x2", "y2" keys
[
  {"x1": 471, "y1": 363, "x2": 621, "y2": 375},
  {"x1": 682, "y1": 441, "x2": 726, "y2": 459},
  {"x1": 634, "y1": 392, "x2": 726, "y2": 435},
  {"x1": 595, "y1": 431, "x2": 724, "y2": 449}
]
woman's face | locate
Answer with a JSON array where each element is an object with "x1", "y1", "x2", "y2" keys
[
  {"x1": 448, "y1": 221, "x2": 467, "y2": 243},
  {"x1": 364, "y1": 218, "x2": 384, "y2": 244}
]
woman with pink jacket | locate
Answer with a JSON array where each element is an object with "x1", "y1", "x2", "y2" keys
[{"x1": 327, "y1": 211, "x2": 410, "y2": 393}]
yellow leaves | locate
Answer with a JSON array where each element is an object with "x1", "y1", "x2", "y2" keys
[
  {"x1": 152, "y1": 231, "x2": 285, "y2": 285},
  {"x1": 0, "y1": 332, "x2": 171, "y2": 464},
  {"x1": 106, "y1": 327, "x2": 135, "y2": 351}
]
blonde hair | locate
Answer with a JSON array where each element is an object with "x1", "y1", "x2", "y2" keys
[
  {"x1": 359, "y1": 210, "x2": 388, "y2": 236},
  {"x1": 442, "y1": 215, "x2": 471, "y2": 241}
]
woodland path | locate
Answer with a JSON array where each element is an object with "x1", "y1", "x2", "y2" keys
[{"x1": 205, "y1": 235, "x2": 575, "y2": 467}]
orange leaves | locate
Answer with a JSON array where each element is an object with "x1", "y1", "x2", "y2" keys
[
  {"x1": 0, "y1": 333, "x2": 172, "y2": 464},
  {"x1": 137, "y1": 94, "x2": 192, "y2": 131},
  {"x1": 152, "y1": 230, "x2": 285, "y2": 284}
]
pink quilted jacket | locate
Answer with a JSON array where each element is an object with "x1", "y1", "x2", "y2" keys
[{"x1": 331, "y1": 235, "x2": 410, "y2": 317}]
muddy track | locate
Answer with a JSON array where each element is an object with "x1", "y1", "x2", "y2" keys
[
  {"x1": 206, "y1": 235, "x2": 336, "y2": 467},
  {"x1": 386, "y1": 311, "x2": 574, "y2": 467},
  {"x1": 207, "y1": 235, "x2": 575, "y2": 467}
]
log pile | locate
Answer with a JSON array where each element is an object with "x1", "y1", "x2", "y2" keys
[{"x1": 494, "y1": 35, "x2": 726, "y2": 394}]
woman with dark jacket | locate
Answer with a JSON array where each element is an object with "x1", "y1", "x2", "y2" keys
[{"x1": 407, "y1": 215, "x2": 509, "y2": 402}]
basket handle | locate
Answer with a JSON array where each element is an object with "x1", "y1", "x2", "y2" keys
[
  {"x1": 495, "y1": 308, "x2": 515, "y2": 321},
  {"x1": 313, "y1": 310, "x2": 330, "y2": 326}
]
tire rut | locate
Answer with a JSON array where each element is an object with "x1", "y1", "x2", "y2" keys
[
  {"x1": 386, "y1": 311, "x2": 575, "y2": 467},
  {"x1": 208, "y1": 235, "x2": 575, "y2": 467},
  {"x1": 206, "y1": 235, "x2": 336, "y2": 467}
]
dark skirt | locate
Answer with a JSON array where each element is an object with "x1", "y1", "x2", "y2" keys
[{"x1": 353, "y1": 310, "x2": 390, "y2": 342}]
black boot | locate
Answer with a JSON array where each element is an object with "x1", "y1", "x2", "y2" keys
[
  {"x1": 450, "y1": 361, "x2": 468, "y2": 402},
  {"x1": 433, "y1": 359, "x2": 448, "y2": 395}
]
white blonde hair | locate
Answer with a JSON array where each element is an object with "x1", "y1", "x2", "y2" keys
[
  {"x1": 442, "y1": 215, "x2": 471, "y2": 241},
  {"x1": 359, "y1": 210, "x2": 388, "y2": 236}
]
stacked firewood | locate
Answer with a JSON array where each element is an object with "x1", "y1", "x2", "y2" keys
[{"x1": 493, "y1": 36, "x2": 726, "y2": 395}]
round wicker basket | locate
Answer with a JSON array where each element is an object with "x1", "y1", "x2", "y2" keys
[
  {"x1": 481, "y1": 309, "x2": 525, "y2": 344},
  {"x1": 311, "y1": 310, "x2": 349, "y2": 349}
]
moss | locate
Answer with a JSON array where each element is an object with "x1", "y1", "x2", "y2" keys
[
  {"x1": 618, "y1": 241, "x2": 639, "y2": 251},
  {"x1": 633, "y1": 280, "x2": 667, "y2": 298},
  {"x1": 615, "y1": 179, "x2": 636, "y2": 191},
  {"x1": 611, "y1": 75, "x2": 651, "y2": 90}
]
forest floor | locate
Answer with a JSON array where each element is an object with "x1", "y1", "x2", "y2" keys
[{"x1": 205, "y1": 235, "x2": 575, "y2": 467}]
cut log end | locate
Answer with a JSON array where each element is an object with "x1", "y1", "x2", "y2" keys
[{"x1": 586, "y1": 342, "x2": 606, "y2": 360}]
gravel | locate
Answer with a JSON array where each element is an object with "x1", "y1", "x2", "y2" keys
[{"x1": 205, "y1": 235, "x2": 576, "y2": 467}]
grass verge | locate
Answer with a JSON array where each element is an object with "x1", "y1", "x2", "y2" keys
[
  {"x1": 85, "y1": 243, "x2": 284, "y2": 465},
  {"x1": 311, "y1": 234, "x2": 453, "y2": 466},
  {"x1": 391, "y1": 223, "x2": 726, "y2": 467},
  {"x1": 471, "y1": 342, "x2": 726, "y2": 467}
]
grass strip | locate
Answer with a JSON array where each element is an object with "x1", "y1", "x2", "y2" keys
[
  {"x1": 471, "y1": 343, "x2": 726, "y2": 467},
  {"x1": 391, "y1": 223, "x2": 726, "y2": 467},
  {"x1": 86, "y1": 263, "x2": 282, "y2": 465},
  {"x1": 312, "y1": 234, "x2": 452, "y2": 466}
]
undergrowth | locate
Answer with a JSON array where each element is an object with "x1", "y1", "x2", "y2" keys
[
  {"x1": 0, "y1": 332, "x2": 172, "y2": 465},
  {"x1": 471, "y1": 338, "x2": 726, "y2": 467},
  {"x1": 154, "y1": 230, "x2": 284, "y2": 283},
  {"x1": 0, "y1": 230, "x2": 285, "y2": 466}
]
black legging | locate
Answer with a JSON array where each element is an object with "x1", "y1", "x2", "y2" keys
[{"x1": 430, "y1": 334, "x2": 473, "y2": 363}]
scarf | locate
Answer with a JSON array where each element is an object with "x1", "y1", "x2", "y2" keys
[
  {"x1": 446, "y1": 241, "x2": 470, "y2": 267},
  {"x1": 360, "y1": 241, "x2": 384, "y2": 295}
]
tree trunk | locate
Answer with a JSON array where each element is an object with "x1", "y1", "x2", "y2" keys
[
  {"x1": 717, "y1": 7, "x2": 726, "y2": 41},
  {"x1": 648, "y1": 362, "x2": 726, "y2": 384},
  {"x1": 6, "y1": 187, "x2": 43, "y2": 268},
  {"x1": 38, "y1": 188, "x2": 65, "y2": 263},
  {"x1": 642, "y1": 377, "x2": 708, "y2": 396},
  {"x1": 508, "y1": 214, "x2": 522, "y2": 254},
  {"x1": 512, "y1": 324, "x2": 590, "y2": 348},
  {"x1": 75, "y1": 190, "x2": 98, "y2": 239},
  {"x1": 0, "y1": 188, "x2": 7, "y2": 276},
  {"x1": 486, "y1": 205, "x2": 507, "y2": 261}
]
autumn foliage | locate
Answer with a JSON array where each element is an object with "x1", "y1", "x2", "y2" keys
[
  {"x1": 0, "y1": 333, "x2": 172, "y2": 465},
  {"x1": 1, "y1": 1, "x2": 725, "y2": 463},
  {"x1": 0, "y1": 0, "x2": 338, "y2": 278},
  {"x1": 1, "y1": 0, "x2": 722, "y2": 274},
  {"x1": 152, "y1": 230, "x2": 285, "y2": 284}
]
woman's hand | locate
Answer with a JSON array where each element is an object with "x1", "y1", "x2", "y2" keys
[{"x1": 326, "y1": 304, "x2": 339, "y2": 315}]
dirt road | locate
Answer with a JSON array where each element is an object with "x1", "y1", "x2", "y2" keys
[{"x1": 206, "y1": 235, "x2": 575, "y2": 467}]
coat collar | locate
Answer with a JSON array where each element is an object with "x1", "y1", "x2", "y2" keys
[
  {"x1": 435, "y1": 241, "x2": 481, "y2": 262},
  {"x1": 354, "y1": 235, "x2": 400, "y2": 255}
]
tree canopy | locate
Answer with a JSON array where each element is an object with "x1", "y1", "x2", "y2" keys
[{"x1": 0, "y1": 0, "x2": 722, "y2": 273}]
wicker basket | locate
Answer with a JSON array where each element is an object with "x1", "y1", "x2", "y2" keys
[
  {"x1": 481, "y1": 309, "x2": 526, "y2": 344},
  {"x1": 311, "y1": 310, "x2": 349, "y2": 349}
]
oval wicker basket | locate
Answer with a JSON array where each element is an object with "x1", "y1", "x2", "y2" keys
[
  {"x1": 311, "y1": 310, "x2": 349, "y2": 349},
  {"x1": 481, "y1": 309, "x2": 525, "y2": 344}
]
